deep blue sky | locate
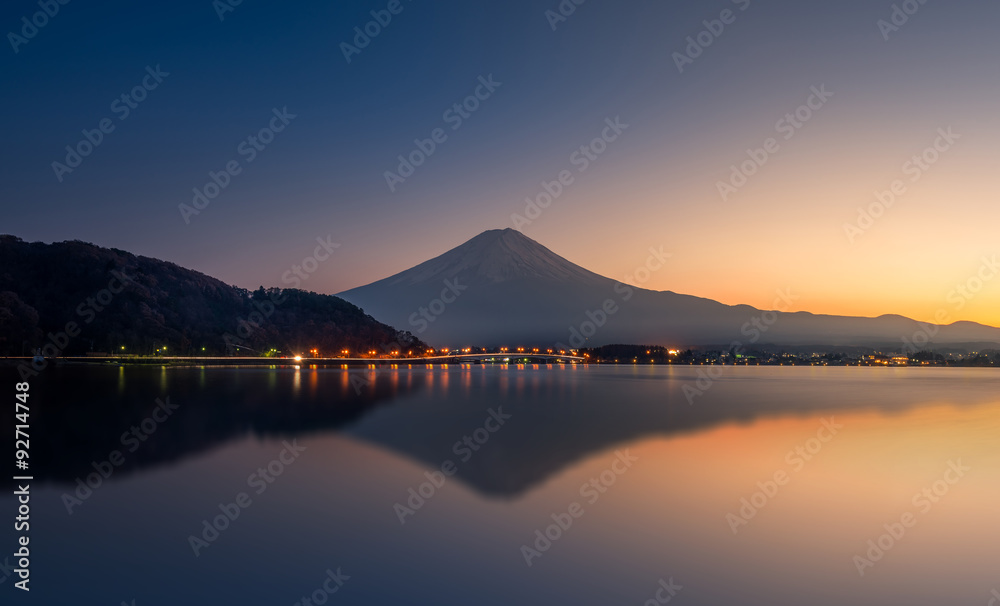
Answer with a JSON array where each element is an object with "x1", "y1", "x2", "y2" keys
[{"x1": 3, "y1": 0, "x2": 999, "y2": 323}]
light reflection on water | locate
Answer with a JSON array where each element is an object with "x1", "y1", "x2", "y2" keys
[{"x1": 2, "y1": 365, "x2": 999, "y2": 605}]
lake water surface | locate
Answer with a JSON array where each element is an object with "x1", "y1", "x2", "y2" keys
[{"x1": 3, "y1": 364, "x2": 1000, "y2": 605}]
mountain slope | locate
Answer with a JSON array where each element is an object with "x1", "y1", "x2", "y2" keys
[
  {"x1": 358, "y1": 228, "x2": 611, "y2": 287},
  {"x1": 0, "y1": 235, "x2": 424, "y2": 356},
  {"x1": 339, "y1": 229, "x2": 1000, "y2": 350}
]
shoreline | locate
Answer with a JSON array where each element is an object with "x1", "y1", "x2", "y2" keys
[{"x1": 1, "y1": 357, "x2": 995, "y2": 369}]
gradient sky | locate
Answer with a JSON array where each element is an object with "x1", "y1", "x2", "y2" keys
[{"x1": 3, "y1": 0, "x2": 999, "y2": 326}]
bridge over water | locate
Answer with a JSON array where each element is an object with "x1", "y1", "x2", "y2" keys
[{"x1": 8, "y1": 353, "x2": 585, "y2": 366}]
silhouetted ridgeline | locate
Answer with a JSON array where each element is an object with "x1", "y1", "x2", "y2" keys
[
  {"x1": 0, "y1": 235, "x2": 424, "y2": 356},
  {"x1": 340, "y1": 229, "x2": 1000, "y2": 349}
]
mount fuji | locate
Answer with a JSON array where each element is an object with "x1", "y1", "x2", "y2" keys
[{"x1": 338, "y1": 229, "x2": 1000, "y2": 351}]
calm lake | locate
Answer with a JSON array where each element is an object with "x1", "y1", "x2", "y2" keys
[{"x1": 3, "y1": 364, "x2": 1000, "y2": 605}]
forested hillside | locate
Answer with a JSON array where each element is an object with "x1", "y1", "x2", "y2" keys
[{"x1": 0, "y1": 235, "x2": 424, "y2": 356}]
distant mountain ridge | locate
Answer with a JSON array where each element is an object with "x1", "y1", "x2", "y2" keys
[
  {"x1": 0, "y1": 235, "x2": 424, "y2": 357},
  {"x1": 339, "y1": 229, "x2": 1000, "y2": 351},
  {"x1": 4, "y1": 231, "x2": 997, "y2": 356}
]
